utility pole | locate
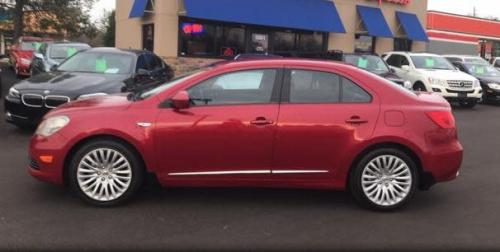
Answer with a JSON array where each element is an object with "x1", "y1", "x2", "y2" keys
[{"x1": 473, "y1": 6, "x2": 477, "y2": 17}]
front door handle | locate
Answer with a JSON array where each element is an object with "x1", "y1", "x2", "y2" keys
[
  {"x1": 251, "y1": 117, "x2": 274, "y2": 126},
  {"x1": 346, "y1": 116, "x2": 368, "y2": 125}
]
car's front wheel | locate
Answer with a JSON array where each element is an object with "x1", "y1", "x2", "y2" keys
[
  {"x1": 459, "y1": 100, "x2": 478, "y2": 108},
  {"x1": 68, "y1": 139, "x2": 143, "y2": 206},
  {"x1": 349, "y1": 148, "x2": 417, "y2": 211}
]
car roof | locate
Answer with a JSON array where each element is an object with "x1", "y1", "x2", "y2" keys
[
  {"x1": 443, "y1": 55, "x2": 482, "y2": 58},
  {"x1": 386, "y1": 51, "x2": 441, "y2": 57},
  {"x1": 210, "y1": 58, "x2": 357, "y2": 71}
]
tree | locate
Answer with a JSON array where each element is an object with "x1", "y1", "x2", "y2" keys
[
  {"x1": 1, "y1": 0, "x2": 96, "y2": 40},
  {"x1": 102, "y1": 10, "x2": 115, "y2": 47}
]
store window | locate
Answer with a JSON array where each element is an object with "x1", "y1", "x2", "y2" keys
[
  {"x1": 273, "y1": 31, "x2": 296, "y2": 54},
  {"x1": 179, "y1": 22, "x2": 216, "y2": 57},
  {"x1": 298, "y1": 33, "x2": 324, "y2": 53},
  {"x1": 394, "y1": 38, "x2": 412, "y2": 52},
  {"x1": 219, "y1": 27, "x2": 245, "y2": 57},
  {"x1": 355, "y1": 34, "x2": 375, "y2": 54}
]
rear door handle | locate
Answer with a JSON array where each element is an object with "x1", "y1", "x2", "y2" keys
[
  {"x1": 346, "y1": 116, "x2": 368, "y2": 125},
  {"x1": 251, "y1": 117, "x2": 274, "y2": 126}
]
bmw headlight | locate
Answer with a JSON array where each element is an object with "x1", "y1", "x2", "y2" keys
[
  {"x1": 428, "y1": 77, "x2": 447, "y2": 86},
  {"x1": 77, "y1": 93, "x2": 108, "y2": 100},
  {"x1": 35, "y1": 116, "x2": 70, "y2": 137},
  {"x1": 20, "y1": 58, "x2": 31, "y2": 66},
  {"x1": 488, "y1": 83, "x2": 500, "y2": 90},
  {"x1": 8, "y1": 87, "x2": 20, "y2": 98}
]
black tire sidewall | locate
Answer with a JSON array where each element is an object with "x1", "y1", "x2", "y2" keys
[
  {"x1": 349, "y1": 148, "x2": 418, "y2": 211},
  {"x1": 68, "y1": 140, "x2": 143, "y2": 207}
]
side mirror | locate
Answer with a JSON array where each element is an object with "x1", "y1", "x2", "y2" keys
[
  {"x1": 401, "y1": 65, "x2": 410, "y2": 71},
  {"x1": 171, "y1": 91, "x2": 190, "y2": 110},
  {"x1": 50, "y1": 64, "x2": 58, "y2": 71},
  {"x1": 136, "y1": 68, "x2": 152, "y2": 78},
  {"x1": 33, "y1": 53, "x2": 43, "y2": 59},
  {"x1": 390, "y1": 68, "x2": 396, "y2": 73}
]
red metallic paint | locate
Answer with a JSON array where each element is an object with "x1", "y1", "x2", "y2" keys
[{"x1": 28, "y1": 59, "x2": 463, "y2": 191}]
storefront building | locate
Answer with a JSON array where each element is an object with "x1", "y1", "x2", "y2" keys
[
  {"x1": 427, "y1": 11, "x2": 500, "y2": 60},
  {"x1": 116, "y1": 0, "x2": 428, "y2": 70}
]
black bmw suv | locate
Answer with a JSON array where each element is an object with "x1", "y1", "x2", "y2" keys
[{"x1": 5, "y1": 48, "x2": 174, "y2": 128}]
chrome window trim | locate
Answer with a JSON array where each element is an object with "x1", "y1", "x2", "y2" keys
[
  {"x1": 272, "y1": 170, "x2": 329, "y2": 174},
  {"x1": 21, "y1": 94, "x2": 44, "y2": 108}
]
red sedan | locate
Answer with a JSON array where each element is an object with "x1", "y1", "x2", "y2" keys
[{"x1": 28, "y1": 59, "x2": 463, "y2": 210}]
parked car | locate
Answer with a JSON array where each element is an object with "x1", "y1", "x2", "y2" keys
[
  {"x1": 342, "y1": 53, "x2": 411, "y2": 89},
  {"x1": 490, "y1": 57, "x2": 500, "y2": 71},
  {"x1": 5, "y1": 48, "x2": 174, "y2": 128},
  {"x1": 384, "y1": 52, "x2": 482, "y2": 108},
  {"x1": 9, "y1": 36, "x2": 43, "y2": 77},
  {"x1": 452, "y1": 61, "x2": 500, "y2": 104},
  {"x1": 443, "y1": 55, "x2": 489, "y2": 65},
  {"x1": 30, "y1": 42, "x2": 91, "y2": 76},
  {"x1": 28, "y1": 59, "x2": 463, "y2": 211}
]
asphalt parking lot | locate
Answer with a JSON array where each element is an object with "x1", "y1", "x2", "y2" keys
[{"x1": 1, "y1": 63, "x2": 500, "y2": 251}]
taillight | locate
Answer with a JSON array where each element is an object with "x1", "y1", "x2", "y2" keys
[{"x1": 426, "y1": 111, "x2": 456, "y2": 129}]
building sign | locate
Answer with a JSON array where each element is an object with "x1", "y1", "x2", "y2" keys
[
  {"x1": 181, "y1": 23, "x2": 205, "y2": 35},
  {"x1": 370, "y1": 0, "x2": 411, "y2": 5}
]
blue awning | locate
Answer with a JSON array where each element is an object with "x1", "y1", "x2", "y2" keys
[
  {"x1": 396, "y1": 11, "x2": 429, "y2": 42},
  {"x1": 183, "y1": 0, "x2": 346, "y2": 33},
  {"x1": 129, "y1": 0, "x2": 148, "y2": 18},
  {"x1": 356, "y1": 5, "x2": 393, "y2": 38}
]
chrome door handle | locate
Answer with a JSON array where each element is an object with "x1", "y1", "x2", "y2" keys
[
  {"x1": 250, "y1": 117, "x2": 274, "y2": 126},
  {"x1": 345, "y1": 116, "x2": 368, "y2": 125}
]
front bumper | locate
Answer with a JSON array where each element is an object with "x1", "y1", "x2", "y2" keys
[
  {"x1": 4, "y1": 96, "x2": 50, "y2": 126},
  {"x1": 431, "y1": 86, "x2": 482, "y2": 101},
  {"x1": 28, "y1": 133, "x2": 69, "y2": 185}
]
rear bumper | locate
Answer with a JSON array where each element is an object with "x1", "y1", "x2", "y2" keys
[{"x1": 422, "y1": 139, "x2": 463, "y2": 183}]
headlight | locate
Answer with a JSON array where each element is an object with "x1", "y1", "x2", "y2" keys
[
  {"x1": 35, "y1": 116, "x2": 70, "y2": 137},
  {"x1": 8, "y1": 87, "x2": 20, "y2": 98},
  {"x1": 473, "y1": 80, "x2": 481, "y2": 88},
  {"x1": 20, "y1": 58, "x2": 31, "y2": 65},
  {"x1": 488, "y1": 83, "x2": 500, "y2": 90},
  {"x1": 77, "y1": 93, "x2": 108, "y2": 100},
  {"x1": 403, "y1": 81, "x2": 412, "y2": 90},
  {"x1": 428, "y1": 77, "x2": 447, "y2": 86}
]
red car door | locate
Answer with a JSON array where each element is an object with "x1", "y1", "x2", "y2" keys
[
  {"x1": 272, "y1": 67, "x2": 380, "y2": 181},
  {"x1": 154, "y1": 68, "x2": 281, "y2": 181}
]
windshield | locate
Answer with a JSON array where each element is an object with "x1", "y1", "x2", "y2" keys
[
  {"x1": 57, "y1": 52, "x2": 134, "y2": 74},
  {"x1": 464, "y1": 57, "x2": 489, "y2": 64},
  {"x1": 138, "y1": 69, "x2": 209, "y2": 100},
  {"x1": 411, "y1": 56, "x2": 455, "y2": 70},
  {"x1": 50, "y1": 45, "x2": 90, "y2": 59},
  {"x1": 344, "y1": 55, "x2": 390, "y2": 75},
  {"x1": 464, "y1": 63, "x2": 500, "y2": 77}
]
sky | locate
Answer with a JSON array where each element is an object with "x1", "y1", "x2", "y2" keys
[
  {"x1": 89, "y1": 0, "x2": 116, "y2": 21},
  {"x1": 428, "y1": 0, "x2": 500, "y2": 19},
  {"x1": 88, "y1": 0, "x2": 500, "y2": 21}
]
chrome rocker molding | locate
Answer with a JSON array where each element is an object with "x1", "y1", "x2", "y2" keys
[{"x1": 168, "y1": 170, "x2": 329, "y2": 176}]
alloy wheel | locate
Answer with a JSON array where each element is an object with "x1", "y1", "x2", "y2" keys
[
  {"x1": 77, "y1": 148, "x2": 132, "y2": 202},
  {"x1": 361, "y1": 155, "x2": 412, "y2": 207}
]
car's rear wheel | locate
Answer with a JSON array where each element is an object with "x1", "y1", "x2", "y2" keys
[
  {"x1": 68, "y1": 139, "x2": 143, "y2": 206},
  {"x1": 349, "y1": 148, "x2": 417, "y2": 211}
]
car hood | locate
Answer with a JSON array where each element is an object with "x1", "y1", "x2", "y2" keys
[
  {"x1": 51, "y1": 94, "x2": 133, "y2": 114},
  {"x1": 13, "y1": 71, "x2": 129, "y2": 95},
  {"x1": 476, "y1": 76, "x2": 500, "y2": 84},
  {"x1": 417, "y1": 69, "x2": 477, "y2": 81}
]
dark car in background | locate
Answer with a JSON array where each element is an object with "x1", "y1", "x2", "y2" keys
[
  {"x1": 5, "y1": 48, "x2": 174, "y2": 128},
  {"x1": 342, "y1": 54, "x2": 412, "y2": 89},
  {"x1": 31, "y1": 42, "x2": 91, "y2": 76},
  {"x1": 452, "y1": 61, "x2": 500, "y2": 103}
]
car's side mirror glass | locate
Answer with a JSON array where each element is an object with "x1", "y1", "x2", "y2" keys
[
  {"x1": 50, "y1": 64, "x2": 58, "y2": 71},
  {"x1": 171, "y1": 91, "x2": 190, "y2": 110},
  {"x1": 136, "y1": 68, "x2": 151, "y2": 78},
  {"x1": 401, "y1": 65, "x2": 410, "y2": 71}
]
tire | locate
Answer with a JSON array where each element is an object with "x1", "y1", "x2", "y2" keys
[
  {"x1": 459, "y1": 100, "x2": 478, "y2": 108},
  {"x1": 68, "y1": 139, "x2": 144, "y2": 206},
  {"x1": 413, "y1": 82, "x2": 427, "y2": 92},
  {"x1": 349, "y1": 148, "x2": 418, "y2": 211}
]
